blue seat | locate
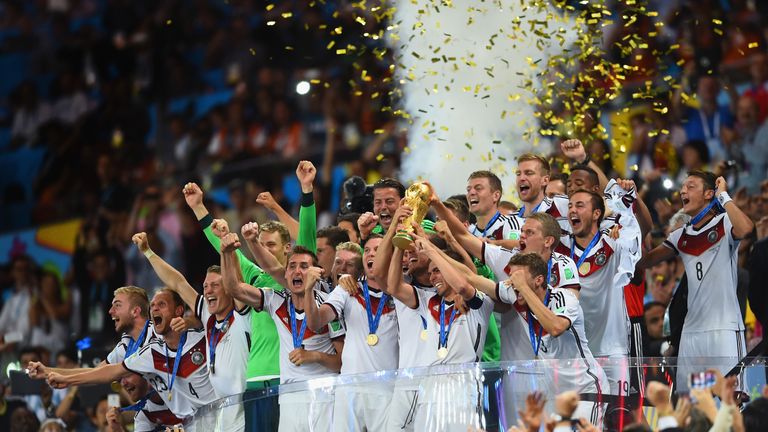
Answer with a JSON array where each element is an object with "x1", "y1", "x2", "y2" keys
[{"x1": 195, "y1": 90, "x2": 233, "y2": 118}]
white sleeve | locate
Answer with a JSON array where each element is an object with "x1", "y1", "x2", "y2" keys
[
  {"x1": 604, "y1": 180, "x2": 642, "y2": 289},
  {"x1": 496, "y1": 281, "x2": 516, "y2": 305},
  {"x1": 259, "y1": 289, "x2": 276, "y2": 314},
  {"x1": 549, "y1": 290, "x2": 579, "y2": 326},
  {"x1": 106, "y1": 340, "x2": 126, "y2": 364},
  {"x1": 482, "y1": 243, "x2": 515, "y2": 281},
  {"x1": 195, "y1": 294, "x2": 211, "y2": 323},
  {"x1": 554, "y1": 257, "x2": 580, "y2": 291},
  {"x1": 723, "y1": 213, "x2": 740, "y2": 250},
  {"x1": 316, "y1": 291, "x2": 345, "y2": 338},
  {"x1": 324, "y1": 286, "x2": 351, "y2": 318},
  {"x1": 122, "y1": 345, "x2": 155, "y2": 375}
]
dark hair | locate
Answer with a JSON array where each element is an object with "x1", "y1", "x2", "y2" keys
[
  {"x1": 362, "y1": 233, "x2": 384, "y2": 248},
  {"x1": 571, "y1": 189, "x2": 606, "y2": 225},
  {"x1": 468, "y1": 170, "x2": 503, "y2": 195},
  {"x1": 686, "y1": 169, "x2": 717, "y2": 192},
  {"x1": 683, "y1": 140, "x2": 711, "y2": 164},
  {"x1": 337, "y1": 213, "x2": 361, "y2": 237},
  {"x1": 549, "y1": 172, "x2": 569, "y2": 183},
  {"x1": 288, "y1": 245, "x2": 319, "y2": 266},
  {"x1": 56, "y1": 347, "x2": 78, "y2": 365},
  {"x1": 444, "y1": 198, "x2": 471, "y2": 223},
  {"x1": 506, "y1": 253, "x2": 548, "y2": 282},
  {"x1": 372, "y1": 178, "x2": 406, "y2": 198},
  {"x1": 317, "y1": 226, "x2": 350, "y2": 248},
  {"x1": 447, "y1": 194, "x2": 476, "y2": 224},
  {"x1": 570, "y1": 164, "x2": 599, "y2": 187},
  {"x1": 742, "y1": 397, "x2": 768, "y2": 432}
]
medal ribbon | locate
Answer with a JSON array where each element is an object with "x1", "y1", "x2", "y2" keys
[
  {"x1": 570, "y1": 230, "x2": 602, "y2": 269},
  {"x1": 438, "y1": 298, "x2": 459, "y2": 349},
  {"x1": 163, "y1": 331, "x2": 188, "y2": 399},
  {"x1": 125, "y1": 320, "x2": 149, "y2": 357},
  {"x1": 119, "y1": 390, "x2": 156, "y2": 412},
  {"x1": 546, "y1": 257, "x2": 553, "y2": 286},
  {"x1": 361, "y1": 280, "x2": 389, "y2": 337},
  {"x1": 480, "y1": 211, "x2": 502, "y2": 237},
  {"x1": 208, "y1": 309, "x2": 234, "y2": 371},
  {"x1": 420, "y1": 316, "x2": 428, "y2": 331},
  {"x1": 527, "y1": 289, "x2": 551, "y2": 357},
  {"x1": 289, "y1": 300, "x2": 307, "y2": 349},
  {"x1": 689, "y1": 199, "x2": 721, "y2": 227},
  {"x1": 518, "y1": 200, "x2": 544, "y2": 218}
]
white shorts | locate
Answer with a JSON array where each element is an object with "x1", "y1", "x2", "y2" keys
[
  {"x1": 278, "y1": 391, "x2": 333, "y2": 432},
  {"x1": 333, "y1": 385, "x2": 392, "y2": 432},
  {"x1": 214, "y1": 404, "x2": 245, "y2": 432},
  {"x1": 677, "y1": 329, "x2": 746, "y2": 393}
]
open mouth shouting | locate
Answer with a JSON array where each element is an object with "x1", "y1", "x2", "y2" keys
[
  {"x1": 518, "y1": 183, "x2": 531, "y2": 199},
  {"x1": 206, "y1": 296, "x2": 218, "y2": 310},
  {"x1": 569, "y1": 214, "x2": 582, "y2": 231},
  {"x1": 153, "y1": 314, "x2": 163, "y2": 326},
  {"x1": 379, "y1": 211, "x2": 392, "y2": 227},
  {"x1": 291, "y1": 277, "x2": 304, "y2": 289},
  {"x1": 468, "y1": 197, "x2": 480, "y2": 210}
]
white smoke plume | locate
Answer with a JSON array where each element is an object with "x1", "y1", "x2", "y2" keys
[{"x1": 390, "y1": 0, "x2": 579, "y2": 198}]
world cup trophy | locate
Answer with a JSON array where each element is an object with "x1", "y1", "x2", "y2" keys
[{"x1": 392, "y1": 182, "x2": 431, "y2": 250}]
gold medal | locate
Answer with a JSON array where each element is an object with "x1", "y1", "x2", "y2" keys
[
  {"x1": 420, "y1": 329, "x2": 428, "y2": 341},
  {"x1": 110, "y1": 381, "x2": 122, "y2": 392},
  {"x1": 437, "y1": 347, "x2": 448, "y2": 359},
  {"x1": 366, "y1": 334, "x2": 379, "y2": 346},
  {"x1": 578, "y1": 262, "x2": 590, "y2": 276}
]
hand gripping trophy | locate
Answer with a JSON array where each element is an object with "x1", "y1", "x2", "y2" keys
[{"x1": 392, "y1": 182, "x2": 431, "y2": 250}]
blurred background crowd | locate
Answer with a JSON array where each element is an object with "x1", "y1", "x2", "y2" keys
[{"x1": 2, "y1": 0, "x2": 768, "y2": 430}]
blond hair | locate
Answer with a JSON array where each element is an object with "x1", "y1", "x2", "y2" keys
[
  {"x1": 113, "y1": 286, "x2": 149, "y2": 318},
  {"x1": 517, "y1": 153, "x2": 551, "y2": 175}
]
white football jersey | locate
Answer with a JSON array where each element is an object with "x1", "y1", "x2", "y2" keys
[
  {"x1": 106, "y1": 321, "x2": 156, "y2": 364},
  {"x1": 414, "y1": 290, "x2": 494, "y2": 364},
  {"x1": 122, "y1": 329, "x2": 217, "y2": 420},
  {"x1": 133, "y1": 392, "x2": 185, "y2": 431},
  {"x1": 664, "y1": 212, "x2": 744, "y2": 332},
  {"x1": 259, "y1": 288, "x2": 344, "y2": 384},
  {"x1": 482, "y1": 244, "x2": 580, "y2": 291},
  {"x1": 517, "y1": 195, "x2": 571, "y2": 233},
  {"x1": 555, "y1": 181, "x2": 642, "y2": 357},
  {"x1": 469, "y1": 211, "x2": 524, "y2": 241},
  {"x1": 324, "y1": 281, "x2": 399, "y2": 374},
  {"x1": 194, "y1": 295, "x2": 251, "y2": 397}
]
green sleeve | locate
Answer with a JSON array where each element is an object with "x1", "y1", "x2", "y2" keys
[
  {"x1": 482, "y1": 313, "x2": 501, "y2": 362},
  {"x1": 297, "y1": 196, "x2": 317, "y2": 252}
]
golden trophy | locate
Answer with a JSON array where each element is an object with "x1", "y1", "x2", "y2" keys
[{"x1": 392, "y1": 182, "x2": 431, "y2": 250}]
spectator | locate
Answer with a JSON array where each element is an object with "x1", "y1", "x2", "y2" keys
[
  {"x1": 643, "y1": 301, "x2": 667, "y2": 357},
  {"x1": 743, "y1": 52, "x2": 768, "y2": 122},
  {"x1": 29, "y1": 270, "x2": 71, "y2": 355},
  {"x1": 679, "y1": 75, "x2": 735, "y2": 164},
  {"x1": 729, "y1": 95, "x2": 768, "y2": 193},
  {"x1": 0, "y1": 255, "x2": 35, "y2": 353},
  {"x1": 9, "y1": 82, "x2": 51, "y2": 148}
]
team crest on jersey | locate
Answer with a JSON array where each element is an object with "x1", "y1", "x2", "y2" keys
[
  {"x1": 707, "y1": 230, "x2": 719, "y2": 243},
  {"x1": 220, "y1": 321, "x2": 230, "y2": 333},
  {"x1": 191, "y1": 350, "x2": 204, "y2": 366},
  {"x1": 594, "y1": 252, "x2": 607, "y2": 266},
  {"x1": 550, "y1": 272, "x2": 559, "y2": 286}
]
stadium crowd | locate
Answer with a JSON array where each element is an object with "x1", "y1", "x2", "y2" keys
[{"x1": 2, "y1": 0, "x2": 768, "y2": 431}]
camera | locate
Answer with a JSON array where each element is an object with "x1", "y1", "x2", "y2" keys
[{"x1": 340, "y1": 176, "x2": 373, "y2": 215}]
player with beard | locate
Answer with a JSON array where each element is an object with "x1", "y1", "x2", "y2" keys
[
  {"x1": 132, "y1": 231, "x2": 249, "y2": 431},
  {"x1": 514, "y1": 154, "x2": 570, "y2": 231},
  {"x1": 357, "y1": 178, "x2": 405, "y2": 241},
  {"x1": 105, "y1": 372, "x2": 184, "y2": 432},
  {"x1": 45, "y1": 289, "x2": 218, "y2": 430},
  {"x1": 27, "y1": 286, "x2": 153, "y2": 378},
  {"x1": 388, "y1": 233, "x2": 494, "y2": 432},
  {"x1": 304, "y1": 235, "x2": 398, "y2": 432},
  {"x1": 221, "y1": 237, "x2": 344, "y2": 432},
  {"x1": 465, "y1": 170, "x2": 522, "y2": 247},
  {"x1": 636, "y1": 171, "x2": 754, "y2": 392},
  {"x1": 553, "y1": 182, "x2": 642, "y2": 398}
]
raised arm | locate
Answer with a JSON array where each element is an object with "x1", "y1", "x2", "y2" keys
[
  {"x1": 221, "y1": 233, "x2": 263, "y2": 310},
  {"x1": 371, "y1": 202, "x2": 411, "y2": 281},
  {"x1": 430, "y1": 193, "x2": 484, "y2": 259},
  {"x1": 716, "y1": 176, "x2": 755, "y2": 239},
  {"x1": 296, "y1": 160, "x2": 318, "y2": 252},
  {"x1": 255, "y1": 191, "x2": 300, "y2": 240},
  {"x1": 509, "y1": 270, "x2": 570, "y2": 337},
  {"x1": 433, "y1": 220, "x2": 477, "y2": 271},
  {"x1": 183, "y1": 182, "x2": 272, "y2": 285},
  {"x1": 241, "y1": 222, "x2": 288, "y2": 286},
  {"x1": 302, "y1": 266, "x2": 338, "y2": 332},
  {"x1": 132, "y1": 232, "x2": 198, "y2": 308},
  {"x1": 636, "y1": 244, "x2": 677, "y2": 274},
  {"x1": 561, "y1": 139, "x2": 609, "y2": 190},
  {"x1": 416, "y1": 237, "x2": 476, "y2": 301},
  {"x1": 385, "y1": 247, "x2": 418, "y2": 308},
  {"x1": 47, "y1": 363, "x2": 129, "y2": 389}
]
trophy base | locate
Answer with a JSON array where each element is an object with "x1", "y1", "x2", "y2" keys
[{"x1": 392, "y1": 232, "x2": 414, "y2": 250}]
